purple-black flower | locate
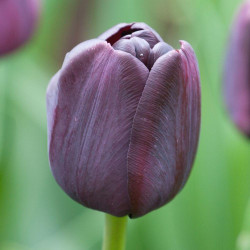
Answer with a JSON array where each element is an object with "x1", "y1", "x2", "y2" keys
[
  {"x1": 46, "y1": 23, "x2": 201, "y2": 218},
  {"x1": 224, "y1": 1, "x2": 250, "y2": 138},
  {"x1": 0, "y1": 0, "x2": 40, "y2": 56}
]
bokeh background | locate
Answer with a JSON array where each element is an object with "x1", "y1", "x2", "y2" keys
[{"x1": 0, "y1": 0, "x2": 250, "y2": 249}]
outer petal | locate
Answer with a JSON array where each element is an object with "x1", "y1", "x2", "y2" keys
[
  {"x1": 98, "y1": 22, "x2": 163, "y2": 46},
  {"x1": 0, "y1": 0, "x2": 40, "y2": 56},
  {"x1": 47, "y1": 39, "x2": 149, "y2": 216},
  {"x1": 224, "y1": 1, "x2": 250, "y2": 137},
  {"x1": 128, "y1": 41, "x2": 201, "y2": 218},
  {"x1": 46, "y1": 71, "x2": 60, "y2": 145}
]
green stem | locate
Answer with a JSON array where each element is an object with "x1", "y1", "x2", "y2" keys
[{"x1": 102, "y1": 214, "x2": 128, "y2": 250}]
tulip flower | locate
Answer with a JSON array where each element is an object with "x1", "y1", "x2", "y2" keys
[
  {"x1": 224, "y1": 1, "x2": 250, "y2": 137},
  {"x1": 0, "y1": 0, "x2": 40, "y2": 56},
  {"x1": 46, "y1": 23, "x2": 201, "y2": 219}
]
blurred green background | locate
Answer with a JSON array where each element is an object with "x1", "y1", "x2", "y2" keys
[{"x1": 0, "y1": 0, "x2": 250, "y2": 249}]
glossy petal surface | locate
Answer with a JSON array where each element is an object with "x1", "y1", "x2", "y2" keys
[
  {"x1": 47, "y1": 39, "x2": 149, "y2": 216},
  {"x1": 224, "y1": 1, "x2": 250, "y2": 137},
  {"x1": 128, "y1": 41, "x2": 201, "y2": 217},
  {"x1": 0, "y1": 0, "x2": 40, "y2": 56}
]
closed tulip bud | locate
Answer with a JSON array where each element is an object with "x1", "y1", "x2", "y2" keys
[
  {"x1": 224, "y1": 1, "x2": 250, "y2": 137},
  {"x1": 0, "y1": 0, "x2": 40, "y2": 56},
  {"x1": 47, "y1": 23, "x2": 201, "y2": 218}
]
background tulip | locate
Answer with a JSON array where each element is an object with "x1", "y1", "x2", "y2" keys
[
  {"x1": 0, "y1": 0, "x2": 40, "y2": 56},
  {"x1": 224, "y1": 1, "x2": 250, "y2": 138},
  {"x1": 47, "y1": 23, "x2": 201, "y2": 218}
]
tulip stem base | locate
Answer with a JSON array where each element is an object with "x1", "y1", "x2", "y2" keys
[{"x1": 102, "y1": 214, "x2": 128, "y2": 250}]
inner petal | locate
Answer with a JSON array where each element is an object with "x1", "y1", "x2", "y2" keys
[
  {"x1": 106, "y1": 24, "x2": 173, "y2": 71},
  {"x1": 147, "y1": 42, "x2": 173, "y2": 70},
  {"x1": 130, "y1": 37, "x2": 151, "y2": 66},
  {"x1": 113, "y1": 37, "x2": 151, "y2": 68},
  {"x1": 131, "y1": 30, "x2": 160, "y2": 48},
  {"x1": 113, "y1": 39, "x2": 136, "y2": 57},
  {"x1": 104, "y1": 24, "x2": 143, "y2": 45}
]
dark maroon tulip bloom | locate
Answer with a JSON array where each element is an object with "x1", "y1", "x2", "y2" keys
[
  {"x1": 224, "y1": 1, "x2": 250, "y2": 137},
  {"x1": 0, "y1": 0, "x2": 40, "y2": 56},
  {"x1": 47, "y1": 23, "x2": 201, "y2": 218}
]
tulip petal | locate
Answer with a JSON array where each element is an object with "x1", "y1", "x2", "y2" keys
[
  {"x1": 130, "y1": 37, "x2": 151, "y2": 66},
  {"x1": 113, "y1": 37, "x2": 151, "y2": 68},
  {"x1": 47, "y1": 39, "x2": 149, "y2": 216},
  {"x1": 151, "y1": 42, "x2": 173, "y2": 62},
  {"x1": 98, "y1": 22, "x2": 163, "y2": 46},
  {"x1": 147, "y1": 42, "x2": 173, "y2": 70},
  {"x1": 131, "y1": 30, "x2": 160, "y2": 48},
  {"x1": 131, "y1": 23, "x2": 164, "y2": 44},
  {"x1": 46, "y1": 71, "x2": 60, "y2": 144},
  {"x1": 128, "y1": 41, "x2": 201, "y2": 217},
  {"x1": 113, "y1": 39, "x2": 136, "y2": 57},
  {"x1": 98, "y1": 23, "x2": 139, "y2": 45}
]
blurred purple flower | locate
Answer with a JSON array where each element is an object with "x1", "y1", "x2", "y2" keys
[
  {"x1": 46, "y1": 23, "x2": 201, "y2": 218},
  {"x1": 224, "y1": 1, "x2": 250, "y2": 137},
  {"x1": 0, "y1": 0, "x2": 40, "y2": 56}
]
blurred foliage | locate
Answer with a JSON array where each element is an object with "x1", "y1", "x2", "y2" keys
[
  {"x1": 237, "y1": 200, "x2": 250, "y2": 250},
  {"x1": 0, "y1": 0, "x2": 250, "y2": 249}
]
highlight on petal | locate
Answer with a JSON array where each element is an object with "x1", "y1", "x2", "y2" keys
[
  {"x1": 223, "y1": 1, "x2": 250, "y2": 137},
  {"x1": 46, "y1": 71, "x2": 60, "y2": 143},
  {"x1": 127, "y1": 41, "x2": 201, "y2": 218},
  {"x1": 47, "y1": 39, "x2": 149, "y2": 217}
]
